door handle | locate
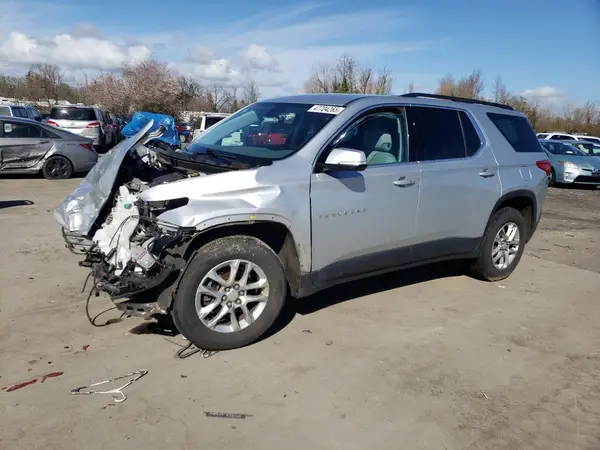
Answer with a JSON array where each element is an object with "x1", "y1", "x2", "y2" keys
[
  {"x1": 393, "y1": 177, "x2": 415, "y2": 187},
  {"x1": 479, "y1": 168, "x2": 495, "y2": 178},
  {"x1": 37, "y1": 140, "x2": 50, "y2": 144}
]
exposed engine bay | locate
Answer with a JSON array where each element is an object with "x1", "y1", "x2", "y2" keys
[{"x1": 56, "y1": 122, "x2": 262, "y2": 318}]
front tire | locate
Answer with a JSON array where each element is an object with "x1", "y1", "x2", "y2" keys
[
  {"x1": 469, "y1": 207, "x2": 527, "y2": 281},
  {"x1": 171, "y1": 235, "x2": 287, "y2": 351},
  {"x1": 42, "y1": 155, "x2": 73, "y2": 179}
]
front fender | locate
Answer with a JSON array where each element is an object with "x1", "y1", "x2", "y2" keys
[{"x1": 158, "y1": 210, "x2": 309, "y2": 273}]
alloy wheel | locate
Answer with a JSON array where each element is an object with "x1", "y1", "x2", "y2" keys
[{"x1": 195, "y1": 259, "x2": 269, "y2": 333}]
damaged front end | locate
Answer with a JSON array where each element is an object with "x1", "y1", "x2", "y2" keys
[{"x1": 55, "y1": 121, "x2": 198, "y2": 317}]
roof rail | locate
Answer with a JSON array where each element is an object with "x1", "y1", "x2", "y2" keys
[{"x1": 400, "y1": 92, "x2": 515, "y2": 111}]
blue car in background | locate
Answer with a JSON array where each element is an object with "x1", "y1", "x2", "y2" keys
[
  {"x1": 121, "y1": 112, "x2": 180, "y2": 149},
  {"x1": 539, "y1": 139, "x2": 600, "y2": 187}
]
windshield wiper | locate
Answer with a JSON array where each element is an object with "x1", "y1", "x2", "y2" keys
[{"x1": 204, "y1": 148, "x2": 237, "y2": 160}]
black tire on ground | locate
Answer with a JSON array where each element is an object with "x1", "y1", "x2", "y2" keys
[
  {"x1": 469, "y1": 207, "x2": 527, "y2": 282},
  {"x1": 548, "y1": 168, "x2": 556, "y2": 187},
  {"x1": 42, "y1": 155, "x2": 73, "y2": 180},
  {"x1": 171, "y1": 235, "x2": 287, "y2": 351}
]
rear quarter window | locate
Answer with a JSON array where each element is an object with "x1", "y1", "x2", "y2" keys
[
  {"x1": 0, "y1": 106, "x2": 11, "y2": 116},
  {"x1": 487, "y1": 113, "x2": 542, "y2": 153}
]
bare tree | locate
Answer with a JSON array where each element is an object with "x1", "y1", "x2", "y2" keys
[
  {"x1": 25, "y1": 64, "x2": 64, "y2": 106},
  {"x1": 85, "y1": 73, "x2": 128, "y2": 114},
  {"x1": 304, "y1": 53, "x2": 392, "y2": 95},
  {"x1": 122, "y1": 58, "x2": 179, "y2": 115},
  {"x1": 177, "y1": 76, "x2": 203, "y2": 112},
  {"x1": 436, "y1": 74, "x2": 457, "y2": 96},
  {"x1": 242, "y1": 80, "x2": 261, "y2": 105},
  {"x1": 405, "y1": 81, "x2": 416, "y2": 94},
  {"x1": 456, "y1": 69, "x2": 484, "y2": 99}
]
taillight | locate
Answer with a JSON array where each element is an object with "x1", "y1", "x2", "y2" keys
[
  {"x1": 46, "y1": 120, "x2": 59, "y2": 127},
  {"x1": 86, "y1": 121, "x2": 100, "y2": 128},
  {"x1": 80, "y1": 143, "x2": 94, "y2": 152},
  {"x1": 536, "y1": 160, "x2": 552, "y2": 175}
]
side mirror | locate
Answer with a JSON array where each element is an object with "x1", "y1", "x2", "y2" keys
[{"x1": 322, "y1": 147, "x2": 368, "y2": 172}]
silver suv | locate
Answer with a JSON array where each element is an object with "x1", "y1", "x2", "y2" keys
[
  {"x1": 47, "y1": 105, "x2": 116, "y2": 150},
  {"x1": 55, "y1": 93, "x2": 550, "y2": 351}
]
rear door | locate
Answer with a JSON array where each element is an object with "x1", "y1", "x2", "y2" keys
[
  {"x1": 409, "y1": 106, "x2": 501, "y2": 256},
  {"x1": 0, "y1": 120, "x2": 54, "y2": 169}
]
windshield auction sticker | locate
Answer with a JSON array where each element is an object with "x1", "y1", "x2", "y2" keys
[{"x1": 307, "y1": 105, "x2": 345, "y2": 115}]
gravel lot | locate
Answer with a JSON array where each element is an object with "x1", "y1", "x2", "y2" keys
[{"x1": 1, "y1": 178, "x2": 599, "y2": 450}]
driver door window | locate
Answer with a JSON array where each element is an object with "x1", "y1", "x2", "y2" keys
[{"x1": 332, "y1": 110, "x2": 408, "y2": 165}]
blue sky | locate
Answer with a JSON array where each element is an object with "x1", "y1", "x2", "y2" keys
[{"x1": 0, "y1": 0, "x2": 598, "y2": 107}]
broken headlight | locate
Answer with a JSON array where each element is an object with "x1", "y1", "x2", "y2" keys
[{"x1": 141, "y1": 197, "x2": 189, "y2": 215}]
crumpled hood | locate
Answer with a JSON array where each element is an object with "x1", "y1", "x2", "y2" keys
[
  {"x1": 53, "y1": 121, "x2": 154, "y2": 235},
  {"x1": 139, "y1": 169, "x2": 265, "y2": 202}
]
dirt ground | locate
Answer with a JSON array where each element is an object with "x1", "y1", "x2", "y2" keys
[{"x1": 1, "y1": 177, "x2": 599, "y2": 450}]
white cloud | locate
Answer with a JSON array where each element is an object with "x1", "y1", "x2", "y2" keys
[
  {"x1": 0, "y1": 2, "x2": 432, "y2": 95},
  {"x1": 0, "y1": 32, "x2": 151, "y2": 70},
  {"x1": 241, "y1": 45, "x2": 278, "y2": 71},
  {"x1": 521, "y1": 86, "x2": 565, "y2": 99}
]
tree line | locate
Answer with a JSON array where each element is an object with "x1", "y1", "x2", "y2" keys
[
  {"x1": 2, "y1": 54, "x2": 598, "y2": 137},
  {"x1": 0, "y1": 59, "x2": 261, "y2": 118},
  {"x1": 304, "y1": 55, "x2": 600, "y2": 136}
]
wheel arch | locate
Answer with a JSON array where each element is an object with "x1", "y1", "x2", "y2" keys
[
  {"x1": 487, "y1": 189, "x2": 537, "y2": 242},
  {"x1": 180, "y1": 220, "x2": 304, "y2": 298}
]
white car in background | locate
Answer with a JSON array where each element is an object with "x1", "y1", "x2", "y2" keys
[
  {"x1": 537, "y1": 131, "x2": 600, "y2": 145},
  {"x1": 191, "y1": 113, "x2": 231, "y2": 141}
]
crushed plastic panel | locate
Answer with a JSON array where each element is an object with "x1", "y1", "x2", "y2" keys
[{"x1": 53, "y1": 121, "x2": 154, "y2": 236}]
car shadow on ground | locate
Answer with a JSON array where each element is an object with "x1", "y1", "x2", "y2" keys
[
  {"x1": 0, "y1": 200, "x2": 34, "y2": 209},
  {"x1": 129, "y1": 261, "x2": 468, "y2": 348},
  {"x1": 0, "y1": 173, "x2": 87, "y2": 180},
  {"x1": 261, "y1": 260, "x2": 469, "y2": 342}
]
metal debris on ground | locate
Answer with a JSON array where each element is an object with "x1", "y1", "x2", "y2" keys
[
  {"x1": 3, "y1": 372, "x2": 64, "y2": 392},
  {"x1": 175, "y1": 342, "x2": 218, "y2": 359},
  {"x1": 71, "y1": 369, "x2": 148, "y2": 403},
  {"x1": 4, "y1": 378, "x2": 38, "y2": 392},
  {"x1": 325, "y1": 340, "x2": 334, "y2": 346},
  {"x1": 204, "y1": 412, "x2": 252, "y2": 420},
  {"x1": 41, "y1": 372, "x2": 64, "y2": 383}
]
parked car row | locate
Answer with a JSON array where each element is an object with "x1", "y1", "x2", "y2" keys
[
  {"x1": 537, "y1": 131, "x2": 600, "y2": 145},
  {"x1": 538, "y1": 138, "x2": 600, "y2": 186}
]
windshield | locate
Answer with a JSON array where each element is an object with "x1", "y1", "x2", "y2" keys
[
  {"x1": 542, "y1": 142, "x2": 588, "y2": 156},
  {"x1": 185, "y1": 102, "x2": 336, "y2": 160},
  {"x1": 50, "y1": 107, "x2": 96, "y2": 121}
]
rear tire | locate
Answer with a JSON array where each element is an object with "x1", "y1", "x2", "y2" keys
[
  {"x1": 42, "y1": 155, "x2": 73, "y2": 180},
  {"x1": 469, "y1": 207, "x2": 527, "y2": 282},
  {"x1": 171, "y1": 235, "x2": 287, "y2": 351},
  {"x1": 548, "y1": 168, "x2": 556, "y2": 187}
]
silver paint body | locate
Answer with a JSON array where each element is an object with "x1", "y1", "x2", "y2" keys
[
  {"x1": 55, "y1": 94, "x2": 548, "y2": 294},
  {"x1": 137, "y1": 94, "x2": 548, "y2": 275},
  {"x1": 0, "y1": 115, "x2": 98, "y2": 175}
]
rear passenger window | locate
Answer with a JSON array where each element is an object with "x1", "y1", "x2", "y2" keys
[
  {"x1": 407, "y1": 107, "x2": 466, "y2": 161},
  {"x1": 487, "y1": 113, "x2": 541, "y2": 153},
  {"x1": 459, "y1": 111, "x2": 482, "y2": 156},
  {"x1": 2, "y1": 121, "x2": 43, "y2": 138}
]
